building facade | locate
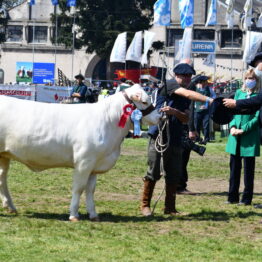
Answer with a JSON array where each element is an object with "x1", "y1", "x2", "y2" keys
[
  {"x1": 150, "y1": 0, "x2": 262, "y2": 81},
  {"x1": 0, "y1": 0, "x2": 261, "y2": 84},
  {"x1": 0, "y1": 0, "x2": 100, "y2": 84}
]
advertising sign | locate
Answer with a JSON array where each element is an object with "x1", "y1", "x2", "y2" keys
[
  {"x1": 33, "y1": 63, "x2": 55, "y2": 84},
  {"x1": 16, "y1": 62, "x2": 33, "y2": 84}
]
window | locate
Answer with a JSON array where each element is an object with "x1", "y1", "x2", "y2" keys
[
  {"x1": 166, "y1": 29, "x2": 184, "y2": 47},
  {"x1": 6, "y1": 25, "x2": 23, "y2": 42},
  {"x1": 194, "y1": 29, "x2": 215, "y2": 40},
  {"x1": 28, "y1": 26, "x2": 48, "y2": 43},
  {"x1": 220, "y1": 30, "x2": 242, "y2": 48}
]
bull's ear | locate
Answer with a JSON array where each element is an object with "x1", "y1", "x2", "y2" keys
[{"x1": 130, "y1": 91, "x2": 142, "y2": 102}]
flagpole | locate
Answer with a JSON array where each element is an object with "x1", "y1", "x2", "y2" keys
[
  {"x1": 230, "y1": 28, "x2": 234, "y2": 89},
  {"x1": 54, "y1": 4, "x2": 58, "y2": 85},
  {"x1": 71, "y1": 8, "x2": 76, "y2": 82}
]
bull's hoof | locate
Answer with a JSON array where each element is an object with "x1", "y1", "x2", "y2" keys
[
  {"x1": 69, "y1": 216, "x2": 80, "y2": 222},
  {"x1": 90, "y1": 216, "x2": 100, "y2": 222}
]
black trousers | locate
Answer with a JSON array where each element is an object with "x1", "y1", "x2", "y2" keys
[
  {"x1": 228, "y1": 152, "x2": 255, "y2": 204},
  {"x1": 177, "y1": 147, "x2": 191, "y2": 191},
  {"x1": 194, "y1": 109, "x2": 210, "y2": 141}
]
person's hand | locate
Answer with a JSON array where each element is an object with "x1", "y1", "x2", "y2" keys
[
  {"x1": 234, "y1": 129, "x2": 244, "y2": 136},
  {"x1": 160, "y1": 106, "x2": 175, "y2": 115},
  {"x1": 230, "y1": 127, "x2": 237, "y2": 136},
  {"x1": 189, "y1": 131, "x2": 198, "y2": 140},
  {"x1": 223, "y1": 98, "x2": 236, "y2": 108},
  {"x1": 230, "y1": 127, "x2": 243, "y2": 136}
]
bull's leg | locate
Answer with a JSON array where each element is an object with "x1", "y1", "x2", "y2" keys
[
  {"x1": 85, "y1": 174, "x2": 98, "y2": 221},
  {"x1": 69, "y1": 169, "x2": 90, "y2": 222},
  {"x1": 0, "y1": 157, "x2": 16, "y2": 212}
]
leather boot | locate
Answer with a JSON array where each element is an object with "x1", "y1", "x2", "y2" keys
[
  {"x1": 164, "y1": 183, "x2": 178, "y2": 215},
  {"x1": 140, "y1": 179, "x2": 156, "y2": 216}
]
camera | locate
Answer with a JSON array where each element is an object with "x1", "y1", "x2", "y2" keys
[{"x1": 182, "y1": 135, "x2": 206, "y2": 156}]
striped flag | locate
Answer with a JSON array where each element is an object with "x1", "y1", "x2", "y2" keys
[
  {"x1": 178, "y1": 0, "x2": 194, "y2": 29},
  {"x1": 243, "y1": 0, "x2": 253, "y2": 30},
  {"x1": 225, "y1": 0, "x2": 235, "y2": 29},
  {"x1": 205, "y1": 0, "x2": 217, "y2": 27},
  {"x1": 110, "y1": 32, "x2": 127, "y2": 63},
  {"x1": 153, "y1": 0, "x2": 171, "y2": 26},
  {"x1": 126, "y1": 31, "x2": 143, "y2": 63}
]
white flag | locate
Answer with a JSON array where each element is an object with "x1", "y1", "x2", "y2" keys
[
  {"x1": 225, "y1": 0, "x2": 235, "y2": 29},
  {"x1": 110, "y1": 32, "x2": 127, "y2": 63},
  {"x1": 243, "y1": 31, "x2": 262, "y2": 64},
  {"x1": 243, "y1": 0, "x2": 253, "y2": 30},
  {"x1": 205, "y1": 0, "x2": 217, "y2": 27},
  {"x1": 203, "y1": 54, "x2": 216, "y2": 68},
  {"x1": 126, "y1": 31, "x2": 143, "y2": 63},
  {"x1": 175, "y1": 27, "x2": 192, "y2": 61},
  {"x1": 257, "y1": 13, "x2": 262, "y2": 28},
  {"x1": 141, "y1": 31, "x2": 156, "y2": 66}
]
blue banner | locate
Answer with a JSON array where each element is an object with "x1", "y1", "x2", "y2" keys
[
  {"x1": 51, "y1": 0, "x2": 58, "y2": 5},
  {"x1": 205, "y1": 0, "x2": 217, "y2": 27},
  {"x1": 153, "y1": 0, "x2": 171, "y2": 26},
  {"x1": 178, "y1": 0, "x2": 194, "y2": 29},
  {"x1": 67, "y1": 0, "x2": 76, "y2": 7},
  {"x1": 33, "y1": 63, "x2": 55, "y2": 84}
]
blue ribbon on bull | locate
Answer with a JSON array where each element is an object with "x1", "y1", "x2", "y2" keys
[{"x1": 131, "y1": 109, "x2": 142, "y2": 138}]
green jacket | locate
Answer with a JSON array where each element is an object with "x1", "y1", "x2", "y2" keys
[{"x1": 226, "y1": 89, "x2": 260, "y2": 157}]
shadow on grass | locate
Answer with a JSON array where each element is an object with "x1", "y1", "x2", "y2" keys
[
  {"x1": 176, "y1": 210, "x2": 262, "y2": 222},
  {"x1": 191, "y1": 192, "x2": 262, "y2": 196},
  {"x1": 7, "y1": 212, "x2": 172, "y2": 222}
]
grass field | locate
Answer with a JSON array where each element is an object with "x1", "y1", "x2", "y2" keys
[{"x1": 0, "y1": 136, "x2": 261, "y2": 262}]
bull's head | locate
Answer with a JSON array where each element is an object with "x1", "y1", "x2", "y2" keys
[{"x1": 124, "y1": 84, "x2": 161, "y2": 126}]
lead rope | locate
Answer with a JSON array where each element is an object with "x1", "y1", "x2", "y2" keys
[{"x1": 151, "y1": 110, "x2": 170, "y2": 215}]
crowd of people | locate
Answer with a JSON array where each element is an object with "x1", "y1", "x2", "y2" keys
[{"x1": 69, "y1": 52, "x2": 262, "y2": 216}]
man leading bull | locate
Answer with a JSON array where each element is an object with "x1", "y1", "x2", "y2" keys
[{"x1": 140, "y1": 60, "x2": 213, "y2": 216}]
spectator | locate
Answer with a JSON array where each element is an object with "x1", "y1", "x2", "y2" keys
[{"x1": 225, "y1": 68, "x2": 260, "y2": 205}]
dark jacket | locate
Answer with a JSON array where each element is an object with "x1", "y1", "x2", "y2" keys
[{"x1": 236, "y1": 90, "x2": 262, "y2": 124}]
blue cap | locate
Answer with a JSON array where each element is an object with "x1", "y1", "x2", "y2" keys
[
  {"x1": 173, "y1": 63, "x2": 196, "y2": 75},
  {"x1": 193, "y1": 75, "x2": 209, "y2": 84}
]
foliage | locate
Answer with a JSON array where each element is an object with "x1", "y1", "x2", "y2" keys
[
  {"x1": 0, "y1": 137, "x2": 261, "y2": 261},
  {"x1": 53, "y1": 0, "x2": 156, "y2": 58}
]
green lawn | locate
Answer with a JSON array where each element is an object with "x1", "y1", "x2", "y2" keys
[{"x1": 0, "y1": 137, "x2": 261, "y2": 262}]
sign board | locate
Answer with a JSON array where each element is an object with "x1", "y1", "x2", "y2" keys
[
  {"x1": 33, "y1": 63, "x2": 55, "y2": 84},
  {"x1": 191, "y1": 41, "x2": 216, "y2": 54},
  {"x1": 16, "y1": 62, "x2": 33, "y2": 84}
]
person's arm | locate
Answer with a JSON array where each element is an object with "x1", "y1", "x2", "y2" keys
[
  {"x1": 174, "y1": 87, "x2": 213, "y2": 104},
  {"x1": 240, "y1": 110, "x2": 260, "y2": 133}
]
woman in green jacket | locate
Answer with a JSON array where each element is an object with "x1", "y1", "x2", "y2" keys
[{"x1": 226, "y1": 69, "x2": 260, "y2": 205}]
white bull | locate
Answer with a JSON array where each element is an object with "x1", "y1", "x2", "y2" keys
[{"x1": 0, "y1": 84, "x2": 161, "y2": 221}]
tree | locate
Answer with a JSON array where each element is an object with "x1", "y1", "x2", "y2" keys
[{"x1": 54, "y1": 0, "x2": 155, "y2": 58}]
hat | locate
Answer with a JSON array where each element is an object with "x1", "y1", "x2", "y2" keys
[
  {"x1": 173, "y1": 63, "x2": 196, "y2": 75},
  {"x1": 210, "y1": 97, "x2": 234, "y2": 125},
  {"x1": 193, "y1": 75, "x2": 209, "y2": 84},
  {"x1": 75, "y1": 74, "x2": 85, "y2": 80},
  {"x1": 249, "y1": 52, "x2": 262, "y2": 67}
]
